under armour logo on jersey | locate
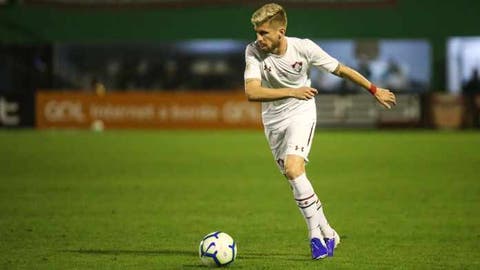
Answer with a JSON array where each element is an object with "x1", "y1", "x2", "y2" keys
[
  {"x1": 264, "y1": 64, "x2": 272, "y2": 72},
  {"x1": 291, "y1": 61, "x2": 303, "y2": 72}
]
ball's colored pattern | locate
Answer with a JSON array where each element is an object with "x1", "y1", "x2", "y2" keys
[{"x1": 199, "y1": 231, "x2": 236, "y2": 267}]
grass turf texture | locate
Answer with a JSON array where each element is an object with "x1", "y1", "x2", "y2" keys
[{"x1": 0, "y1": 130, "x2": 479, "y2": 269}]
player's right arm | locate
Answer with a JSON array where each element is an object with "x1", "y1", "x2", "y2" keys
[{"x1": 244, "y1": 78, "x2": 317, "y2": 102}]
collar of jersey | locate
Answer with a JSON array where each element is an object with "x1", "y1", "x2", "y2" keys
[{"x1": 267, "y1": 36, "x2": 290, "y2": 58}]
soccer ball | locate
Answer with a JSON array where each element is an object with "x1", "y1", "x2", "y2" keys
[{"x1": 198, "y1": 231, "x2": 237, "y2": 267}]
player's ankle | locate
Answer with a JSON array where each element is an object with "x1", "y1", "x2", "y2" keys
[
  {"x1": 309, "y1": 227, "x2": 322, "y2": 239},
  {"x1": 321, "y1": 227, "x2": 335, "y2": 239}
]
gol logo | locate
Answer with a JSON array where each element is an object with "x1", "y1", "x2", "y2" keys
[{"x1": 44, "y1": 100, "x2": 86, "y2": 122}]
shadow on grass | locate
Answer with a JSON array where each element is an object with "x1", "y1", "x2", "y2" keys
[
  {"x1": 240, "y1": 251, "x2": 308, "y2": 262},
  {"x1": 61, "y1": 249, "x2": 310, "y2": 266},
  {"x1": 61, "y1": 249, "x2": 306, "y2": 258},
  {"x1": 62, "y1": 249, "x2": 213, "y2": 269},
  {"x1": 61, "y1": 249, "x2": 241, "y2": 268},
  {"x1": 61, "y1": 249, "x2": 197, "y2": 257}
]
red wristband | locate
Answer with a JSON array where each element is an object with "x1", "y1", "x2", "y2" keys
[{"x1": 368, "y1": 84, "x2": 377, "y2": 95}]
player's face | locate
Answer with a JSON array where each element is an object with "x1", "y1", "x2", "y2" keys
[{"x1": 254, "y1": 22, "x2": 284, "y2": 53}]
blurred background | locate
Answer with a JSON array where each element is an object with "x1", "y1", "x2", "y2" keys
[
  {"x1": 0, "y1": 0, "x2": 479, "y2": 129},
  {"x1": 1, "y1": 2, "x2": 479, "y2": 269}
]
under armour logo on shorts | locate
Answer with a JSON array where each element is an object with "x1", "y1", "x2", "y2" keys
[{"x1": 295, "y1": 145, "x2": 305, "y2": 152}]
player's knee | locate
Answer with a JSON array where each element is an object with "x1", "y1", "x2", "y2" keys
[{"x1": 284, "y1": 163, "x2": 305, "y2": 180}]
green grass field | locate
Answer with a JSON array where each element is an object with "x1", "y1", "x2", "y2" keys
[{"x1": 0, "y1": 130, "x2": 479, "y2": 269}]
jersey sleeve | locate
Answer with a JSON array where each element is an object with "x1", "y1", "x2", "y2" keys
[
  {"x1": 304, "y1": 39, "x2": 339, "y2": 73},
  {"x1": 244, "y1": 44, "x2": 262, "y2": 80}
]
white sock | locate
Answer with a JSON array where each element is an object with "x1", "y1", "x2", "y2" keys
[
  {"x1": 317, "y1": 202, "x2": 334, "y2": 238},
  {"x1": 288, "y1": 173, "x2": 322, "y2": 239}
]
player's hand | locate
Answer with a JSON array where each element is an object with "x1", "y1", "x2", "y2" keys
[
  {"x1": 293, "y1": 87, "x2": 318, "y2": 100},
  {"x1": 374, "y1": 88, "x2": 396, "y2": 109}
]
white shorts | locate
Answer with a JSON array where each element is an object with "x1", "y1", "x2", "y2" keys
[{"x1": 264, "y1": 117, "x2": 316, "y2": 174}]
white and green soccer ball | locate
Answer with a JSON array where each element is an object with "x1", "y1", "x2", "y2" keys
[{"x1": 198, "y1": 231, "x2": 237, "y2": 267}]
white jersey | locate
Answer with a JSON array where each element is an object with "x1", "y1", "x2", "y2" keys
[{"x1": 244, "y1": 37, "x2": 339, "y2": 127}]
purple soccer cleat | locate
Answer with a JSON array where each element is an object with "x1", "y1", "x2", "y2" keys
[
  {"x1": 324, "y1": 229, "x2": 340, "y2": 257},
  {"x1": 310, "y1": 237, "x2": 328, "y2": 260},
  {"x1": 324, "y1": 237, "x2": 335, "y2": 257}
]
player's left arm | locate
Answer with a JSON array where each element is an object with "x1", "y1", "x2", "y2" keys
[{"x1": 333, "y1": 64, "x2": 397, "y2": 109}]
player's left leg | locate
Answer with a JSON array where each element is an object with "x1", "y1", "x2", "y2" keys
[
  {"x1": 283, "y1": 119, "x2": 338, "y2": 258},
  {"x1": 284, "y1": 155, "x2": 321, "y2": 238},
  {"x1": 264, "y1": 117, "x2": 338, "y2": 259},
  {"x1": 284, "y1": 155, "x2": 329, "y2": 259}
]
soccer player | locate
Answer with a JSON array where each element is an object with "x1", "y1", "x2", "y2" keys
[{"x1": 244, "y1": 3, "x2": 396, "y2": 260}]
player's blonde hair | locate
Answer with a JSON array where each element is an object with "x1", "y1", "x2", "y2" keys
[{"x1": 251, "y1": 3, "x2": 287, "y2": 29}]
